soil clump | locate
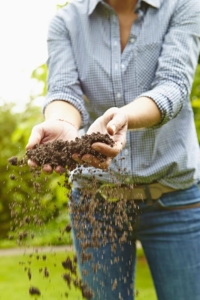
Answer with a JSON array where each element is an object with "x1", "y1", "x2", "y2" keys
[{"x1": 25, "y1": 132, "x2": 114, "y2": 170}]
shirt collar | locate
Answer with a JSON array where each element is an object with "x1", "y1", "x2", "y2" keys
[
  {"x1": 88, "y1": 0, "x2": 160, "y2": 15},
  {"x1": 88, "y1": 0, "x2": 102, "y2": 15},
  {"x1": 141, "y1": 0, "x2": 160, "y2": 9}
]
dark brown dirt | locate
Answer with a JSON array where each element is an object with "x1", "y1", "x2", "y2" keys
[{"x1": 25, "y1": 132, "x2": 114, "y2": 170}]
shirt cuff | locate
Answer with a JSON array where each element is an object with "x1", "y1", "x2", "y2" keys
[{"x1": 138, "y1": 84, "x2": 183, "y2": 128}]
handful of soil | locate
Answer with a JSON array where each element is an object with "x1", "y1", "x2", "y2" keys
[{"x1": 24, "y1": 132, "x2": 114, "y2": 170}]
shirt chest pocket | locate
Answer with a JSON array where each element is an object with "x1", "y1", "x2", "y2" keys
[{"x1": 135, "y1": 41, "x2": 163, "y2": 91}]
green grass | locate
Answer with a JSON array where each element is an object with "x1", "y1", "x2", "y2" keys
[
  {"x1": 135, "y1": 250, "x2": 156, "y2": 300},
  {"x1": 0, "y1": 249, "x2": 156, "y2": 300}
]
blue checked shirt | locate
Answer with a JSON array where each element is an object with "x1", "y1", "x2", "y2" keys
[{"x1": 44, "y1": 0, "x2": 200, "y2": 189}]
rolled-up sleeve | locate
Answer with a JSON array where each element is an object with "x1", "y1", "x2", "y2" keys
[
  {"x1": 44, "y1": 12, "x2": 89, "y2": 127},
  {"x1": 139, "y1": 0, "x2": 200, "y2": 126}
]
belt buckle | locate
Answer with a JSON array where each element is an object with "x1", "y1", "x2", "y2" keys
[{"x1": 98, "y1": 183, "x2": 119, "y2": 202}]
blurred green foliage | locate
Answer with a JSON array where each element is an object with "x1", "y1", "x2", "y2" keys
[
  {"x1": 191, "y1": 64, "x2": 200, "y2": 141},
  {"x1": 56, "y1": 1, "x2": 68, "y2": 9},
  {"x1": 0, "y1": 103, "x2": 68, "y2": 241}
]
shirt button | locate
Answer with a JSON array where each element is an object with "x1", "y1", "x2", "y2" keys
[
  {"x1": 113, "y1": 41, "x2": 118, "y2": 47},
  {"x1": 124, "y1": 149, "x2": 129, "y2": 155},
  {"x1": 116, "y1": 93, "x2": 121, "y2": 99},
  {"x1": 121, "y1": 64, "x2": 125, "y2": 69},
  {"x1": 130, "y1": 37, "x2": 136, "y2": 43}
]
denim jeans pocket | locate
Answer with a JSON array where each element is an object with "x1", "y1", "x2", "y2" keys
[{"x1": 156, "y1": 184, "x2": 200, "y2": 209}]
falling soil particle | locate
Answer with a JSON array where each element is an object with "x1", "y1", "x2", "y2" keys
[
  {"x1": 63, "y1": 273, "x2": 71, "y2": 287},
  {"x1": 42, "y1": 255, "x2": 46, "y2": 261},
  {"x1": 9, "y1": 174, "x2": 16, "y2": 180},
  {"x1": 65, "y1": 224, "x2": 72, "y2": 233},
  {"x1": 27, "y1": 268, "x2": 32, "y2": 281},
  {"x1": 62, "y1": 257, "x2": 73, "y2": 272},
  {"x1": 8, "y1": 156, "x2": 18, "y2": 166},
  {"x1": 43, "y1": 267, "x2": 49, "y2": 278},
  {"x1": 29, "y1": 286, "x2": 41, "y2": 296}
]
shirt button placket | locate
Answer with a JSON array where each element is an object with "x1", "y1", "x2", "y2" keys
[
  {"x1": 109, "y1": 13, "x2": 134, "y2": 180},
  {"x1": 110, "y1": 13, "x2": 124, "y2": 108}
]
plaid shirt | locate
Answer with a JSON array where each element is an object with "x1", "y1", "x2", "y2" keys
[{"x1": 44, "y1": 0, "x2": 200, "y2": 189}]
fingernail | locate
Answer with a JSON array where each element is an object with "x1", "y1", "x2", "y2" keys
[
  {"x1": 83, "y1": 158, "x2": 91, "y2": 163},
  {"x1": 73, "y1": 157, "x2": 80, "y2": 163}
]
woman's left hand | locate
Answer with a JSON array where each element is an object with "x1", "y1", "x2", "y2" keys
[{"x1": 72, "y1": 107, "x2": 128, "y2": 169}]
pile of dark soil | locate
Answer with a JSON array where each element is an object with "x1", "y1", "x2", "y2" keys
[{"x1": 25, "y1": 132, "x2": 114, "y2": 170}]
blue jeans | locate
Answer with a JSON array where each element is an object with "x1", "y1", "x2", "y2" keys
[{"x1": 70, "y1": 184, "x2": 200, "y2": 300}]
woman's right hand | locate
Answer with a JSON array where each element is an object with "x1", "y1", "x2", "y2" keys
[{"x1": 26, "y1": 119, "x2": 78, "y2": 174}]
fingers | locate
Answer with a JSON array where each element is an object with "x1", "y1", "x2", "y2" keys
[
  {"x1": 42, "y1": 165, "x2": 65, "y2": 174},
  {"x1": 27, "y1": 161, "x2": 65, "y2": 175},
  {"x1": 81, "y1": 154, "x2": 111, "y2": 169},
  {"x1": 27, "y1": 159, "x2": 38, "y2": 168},
  {"x1": 81, "y1": 108, "x2": 128, "y2": 169},
  {"x1": 26, "y1": 124, "x2": 48, "y2": 173},
  {"x1": 72, "y1": 153, "x2": 83, "y2": 164},
  {"x1": 55, "y1": 166, "x2": 66, "y2": 174},
  {"x1": 72, "y1": 153, "x2": 111, "y2": 170},
  {"x1": 103, "y1": 107, "x2": 128, "y2": 135},
  {"x1": 92, "y1": 141, "x2": 122, "y2": 157},
  {"x1": 26, "y1": 125, "x2": 44, "y2": 150},
  {"x1": 42, "y1": 164, "x2": 54, "y2": 174},
  {"x1": 27, "y1": 160, "x2": 53, "y2": 174}
]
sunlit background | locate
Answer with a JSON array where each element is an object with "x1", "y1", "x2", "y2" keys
[{"x1": 0, "y1": 0, "x2": 66, "y2": 111}]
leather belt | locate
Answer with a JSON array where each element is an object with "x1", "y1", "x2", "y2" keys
[{"x1": 95, "y1": 182, "x2": 177, "y2": 203}]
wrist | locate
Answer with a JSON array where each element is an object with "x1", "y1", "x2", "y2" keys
[
  {"x1": 46, "y1": 118, "x2": 79, "y2": 130},
  {"x1": 45, "y1": 101, "x2": 82, "y2": 129}
]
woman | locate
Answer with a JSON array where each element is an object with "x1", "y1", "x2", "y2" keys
[{"x1": 27, "y1": 0, "x2": 200, "y2": 299}]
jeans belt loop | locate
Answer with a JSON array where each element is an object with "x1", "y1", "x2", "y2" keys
[{"x1": 143, "y1": 185, "x2": 153, "y2": 205}]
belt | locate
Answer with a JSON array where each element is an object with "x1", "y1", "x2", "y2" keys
[{"x1": 96, "y1": 182, "x2": 177, "y2": 204}]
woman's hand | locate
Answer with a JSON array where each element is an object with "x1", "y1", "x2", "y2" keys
[
  {"x1": 72, "y1": 107, "x2": 128, "y2": 169},
  {"x1": 26, "y1": 119, "x2": 78, "y2": 174}
]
